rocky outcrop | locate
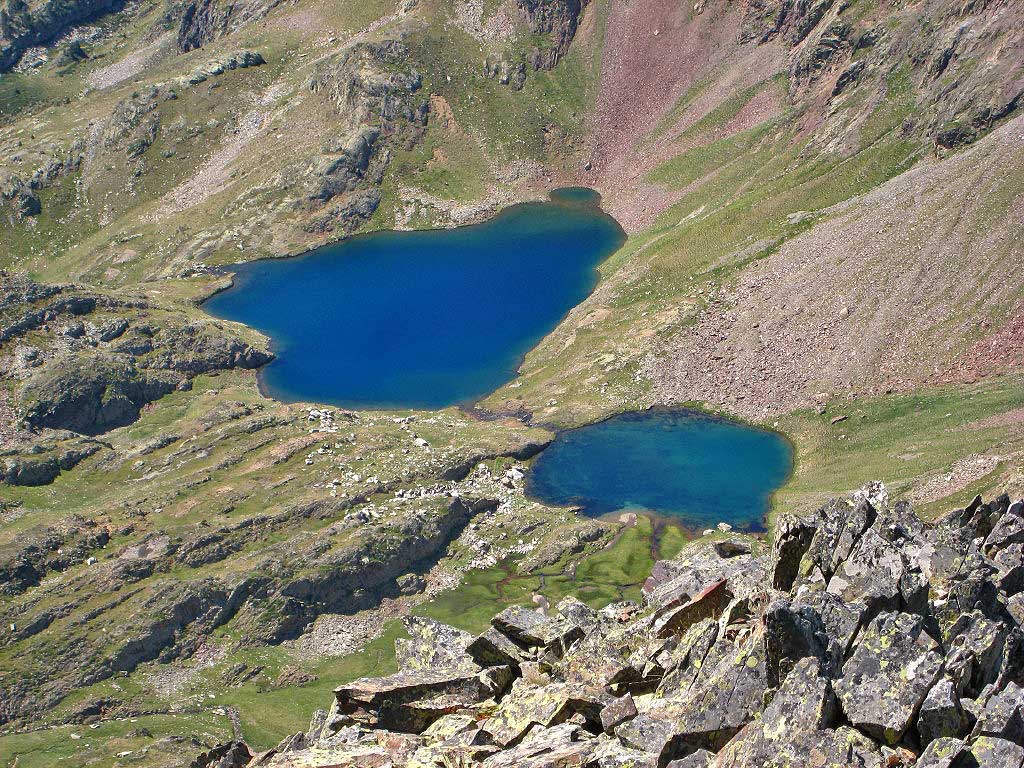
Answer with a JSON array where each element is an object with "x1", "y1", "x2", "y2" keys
[
  {"x1": 516, "y1": 0, "x2": 588, "y2": 70},
  {"x1": 740, "y1": 0, "x2": 838, "y2": 46},
  {"x1": 1, "y1": 145, "x2": 83, "y2": 220},
  {"x1": 182, "y1": 49, "x2": 265, "y2": 86},
  {"x1": 1, "y1": 438, "x2": 101, "y2": 485},
  {"x1": 739, "y1": 0, "x2": 1024, "y2": 145},
  {"x1": 0, "y1": 0, "x2": 120, "y2": 71},
  {"x1": 1, "y1": 272, "x2": 272, "y2": 436},
  {"x1": 165, "y1": 0, "x2": 282, "y2": 52},
  {"x1": 252, "y1": 486, "x2": 1024, "y2": 767},
  {"x1": 0, "y1": 515, "x2": 110, "y2": 595},
  {"x1": 0, "y1": 494, "x2": 499, "y2": 726},
  {"x1": 298, "y1": 40, "x2": 426, "y2": 234}
]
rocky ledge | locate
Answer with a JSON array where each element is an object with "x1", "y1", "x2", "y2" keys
[{"x1": 216, "y1": 484, "x2": 1023, "y2": 767}]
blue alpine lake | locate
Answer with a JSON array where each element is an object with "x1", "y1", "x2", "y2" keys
[
  {"x1": 203, "y1": 188, "x2": 625, "y2": 409},
  {"x1": 526, "y1": 410, "x2": 793, "y2": 530}
]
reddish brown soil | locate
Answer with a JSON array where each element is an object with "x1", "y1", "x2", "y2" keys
[{"x1": 584, "y1": 0, "x2": 785, "y2": 231}]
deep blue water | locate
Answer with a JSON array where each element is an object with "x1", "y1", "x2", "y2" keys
[
  {"x1": 526, "y1": 410, "x2": 793, "y2": 530},
  {"x1": 203, "y1": 188, "x2": 625, "y2": 409}
]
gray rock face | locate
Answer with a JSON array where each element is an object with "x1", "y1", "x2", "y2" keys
[
  {"x1": 715, "y1": 656, "x2": 837, "y2": 768},
  {"x1": 516, "y1": 0, "x2": 587, "y2": 70},
  {"x1": 968, "y1": 736, "x2": 1024, "y2": 768},
  {"x1": 971, "y1": 681, "x2": 1024, "y2": 743},
  {"x1": 252, "y1": 486, "x2": 1024, "y2": 768},
  {"x1": 834, "y1": 611, "x2": 944, "y2": 744}
]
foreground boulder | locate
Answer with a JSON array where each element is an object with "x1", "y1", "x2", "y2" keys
[{"x1": 244, "y1": 486, "x2": 1024, "y2": 767}]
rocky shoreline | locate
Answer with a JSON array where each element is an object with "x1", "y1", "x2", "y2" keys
[{"x1": 210, "y1": 484, "x2": 1023, "y2": 767}]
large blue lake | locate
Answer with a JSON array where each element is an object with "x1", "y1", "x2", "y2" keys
[
  {"x1": 204, "y1": 188, "x2": 625, "y2": 409},
  {"x1": 527, "y1": 410, "x2": 793, "y2": 530}
]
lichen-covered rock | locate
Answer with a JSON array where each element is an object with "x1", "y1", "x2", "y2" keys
[
  {"x1": 643, "y1": 541, "x2": 765, "y2": 610},
  {"x1": 797, "y1": 496, "x2": 876, "y2": 585},
  {"x1": 918, "y1": 678, "x2": 970, "y2": 746},
  {"x1": 467, "y1": 626, "x2": 533, "y2": 668},
  {"x1": 944, "y1": 611, "x2": 1007, "y2": 697},
  {"x1": 656, "y1": 618, "x2": 719, "y2": 697},
  {"x1": 715, "y1": 656, "x2": 837, "y2": 768},
  {"x1": 333, "y1": 665, "x2": 514, "y2": 733},
  {"x1": 479, "y1": 722, "x2": 595, "y2": 767},
  {"x1": 262, "y1": 486, "x2": 1024, "y2": 768},
  {"x1": 834, "y1": 611, "x2": 944, "y2": 744},
  {"x1": 971, "y1": 682, "x2": 1024, "y2": 744},
  {"x1": 763, "y1": 597, "x2": 836, "y2": 686},
  {"x1": 769, "y1": 513, "x2": 817, "y2": 590},
  {"x1": 618, "y1": 632, "x2": 768, "y2": 758},
  {"x1": 965, "y1": 735, "x2": 1024, "y2": 768},
  {"x1": 986, "y1": 501, "x2": 1024, "y2": 555},
  {"x1": 916, "y1": 737, "x2": 967, "y2": 768},
  {"x1": 491, "y1": 605, "x2": 584, "y2": 657},
  {"x1": 599, "y1": 693, "x2": 636, "y2": 733},
  {"x1": 482, "y1": 679, "x2": 604, "y2": 746},
  {"x1": 653, "y1": 579, "x2": 732, "y2": 639},
  {"x1": 394, "y1": 616, "x2": 477, "y2": 672}
]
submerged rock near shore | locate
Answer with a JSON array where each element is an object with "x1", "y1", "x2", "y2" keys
[{"x1": 227, "y1": 485, "x2": 1024, "y2": 767}]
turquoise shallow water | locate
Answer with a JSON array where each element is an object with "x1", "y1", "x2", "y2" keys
[
  {"x1": 203, "y1": 188, "x2": 625, "y2": 409},
  {"x1": 526, "y1": 410, "x2": 793, "y2": 531}
]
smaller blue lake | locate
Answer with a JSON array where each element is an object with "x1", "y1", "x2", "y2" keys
[
  {"x1": 203, "y1": 188, "x2": 625, "y2": 409},
  {"x1": 526, "y1": 410, "x2": 793, "y2": 530}
]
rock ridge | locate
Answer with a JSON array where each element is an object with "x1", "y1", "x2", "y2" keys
[{"x1": 236, "y1": 484, "x2": 1024, "y2": 768}]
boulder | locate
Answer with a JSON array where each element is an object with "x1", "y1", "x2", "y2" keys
[
  {"x1": 825, "y1": 527, "x2": 906, "y2": 613},
  {"x1": 394, "y1": 616, "x2": 477, "y2": 672},
  {"x1": 966, "y1": 735, "x2": 1024, "y2": 768},
  {"x1": 944, "y1": 611, "x2": 1006, "y2": 696},
  {"x1": 479, "y1": 723, "x2": 595, "y2": 768},
  {"x1": 618, "y1": 632, "x2": 768, "y2": 757},
  {"x1": 985, "y1": 501, "x2": 1024, "y2": 554},
  {"x1": 653, "y1": 579, "x2": 732, "y2": 638},
  {"x1": 915, "y1": 737, "x2": 967, "y2": 768},
  {"x1": 482, "y1": 679, "x2": 604, "y2": 746},
  {"x1": 333, "y1": 666, "x2": 513, "y2": 733},
  {"x1": 763, "y1": 598, "x2": 835, "y2": 686},
  {"x1": 599, "y1": 694, "x2": 637, "y2": 733},
  {"x1": 769, "y1": 513, "x2": 817, "y2": 590},
  {"x1": 833, "y1": 612, "x2": 944, "y2": 744},
  {"x1": 714, "y1": 656, "x2": 836, "y2": 768},
  {"x1": 492, "y1": 605, "x2": 583, "y2": 652},
  {"x1": 665, "y1": 750, "x2": 715, "y2": 768},
  {"x1": 797, "y1": 497, "x2": 876, "y2": 584},
  {"x1": 918, "y1": 678, "x2": 970, "y2": 745},
  {"x1": 468, "y1": 626, "x2": 532, "y2": 668},
  {"x1": 556, "y1": 630, "x2": 637, "y2": 690},
  {"x1": 644, "y1": 543, "x2": 766, "y2": 609},
  {"x1": 656, "y1": 619, "x2": 719, "y2": 697},
  {"x1": 971, "y1": 682, "x2": 1024, "y2": 744}
]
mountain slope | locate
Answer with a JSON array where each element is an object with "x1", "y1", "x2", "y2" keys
[{"x1": 2, "y1": 0, "x2": 1024, "y2": 765}]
